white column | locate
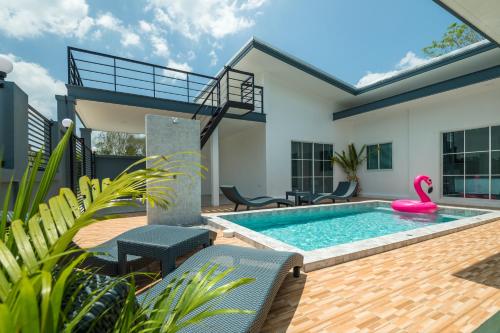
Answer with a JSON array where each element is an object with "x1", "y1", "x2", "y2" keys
[{"x1": 210, "y1": 127, "x2": 220, "y2": 206}]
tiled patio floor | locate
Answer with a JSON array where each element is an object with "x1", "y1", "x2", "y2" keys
[{"x1": 75, "y1": 205, "x2": 500, "y2": 333}]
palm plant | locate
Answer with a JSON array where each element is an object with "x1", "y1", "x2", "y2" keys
[
  {"x1": 331, "y1": 143, "x2": 366, "y2": 190},
  {"x1": 0, "y1": 123, "x2": 254, "y2": 332}
]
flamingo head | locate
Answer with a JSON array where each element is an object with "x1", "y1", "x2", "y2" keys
[{"x1": 420, "y1": 175, "x2": 433, "y2": 194}]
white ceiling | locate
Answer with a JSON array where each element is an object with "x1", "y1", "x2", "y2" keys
[
  {"x1": 438, "y1": 0, "x2": 500, "y2": 45},
  {"x1": 76, "y1": 100, "x2": 209, "y2": 133}
]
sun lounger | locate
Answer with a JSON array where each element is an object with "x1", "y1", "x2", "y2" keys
[{"x1": 220, "y1": 185, "x2": 294, "y2": 211}]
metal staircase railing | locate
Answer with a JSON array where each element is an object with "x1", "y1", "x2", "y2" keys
[{"x1": 192, "y1": 67, "x2": 259, "y2": 148}]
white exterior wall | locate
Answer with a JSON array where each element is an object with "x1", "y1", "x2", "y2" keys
[
  {"x1": 347, "y1": 81, "x2": 500, "y2": 208},
  {"x1": 263, "y1": 75, "x2": 352, "y2": 197},
  {"x1": 217, "y1": 64, "x2": 499, "y2": 209},
  {"x1": 219, "y1": 124, "x2": 267, "y2": 197}
]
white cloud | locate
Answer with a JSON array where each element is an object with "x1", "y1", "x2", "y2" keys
[
  {"x1": 167, "y1": 59, "x2": 192, "y2": 72},
  {"x1": 151, "y1": 35, "x2": 170, "y2": 57},
  {"x1": 95, "y1": 12, "x2": 141, "y2": 47},
  {"x1": 139, "y1": 20, "x2": 154, "y2": 33},
  {"x1": 1, "y1": 54, "x2": 66, "y2": 119},
  {"x1": 186, "y1": 50, "x2": 196, "y2": 61},
  {"x1": 355, "y1": 40, "x2": 490, "y2": 88},
  {"x1": 163, "y1": 59, "x2": 192, "y2": 80},
  {"x1": 397, "y1": 51, "x2": 429, "y2": 68},
  {"x1": 122, "y1": 31, "x2": 141, "y2": 47},
  {"x1": 0, "y1": 0, "x2": 92, "y2": 38},
  {"x1": 147, "y1": 0, "x2": 266, "y2": 40},
  {"x1": 0, "y1": 1, "x2": 145, "y2": 49},
  {"x1": 356, "y1": 51, "x2": 430, "y2": 88},
  {"x1": 209, "y1": 49, "x2": 218, "y2": 66},
  {"x1": 240, "y1": 0, "x2": 267, "y2": 10}
]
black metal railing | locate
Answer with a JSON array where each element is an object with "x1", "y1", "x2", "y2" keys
[
  {"x1": 69, "y1": 134, "x2": 94, "y2": 193},
  {"x1": 67, "y1": 47, "x2": 264, "y2": 115},
  {"x1": 27, "y1": 105, "x2": 52, "y2": 170},
  {"x1": 68, "y1": 47, "x2": 218, "y2": 104},
  {"x1": 192, "y1": 66, "x2": 263, "y2": 147},
  {"x1": 192, "y1": 67, "x2": 259, "y2": 119}
]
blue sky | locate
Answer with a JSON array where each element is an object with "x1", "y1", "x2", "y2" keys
[{"x1": 0, "y1": 0, "x2": 465, "y2": 118}]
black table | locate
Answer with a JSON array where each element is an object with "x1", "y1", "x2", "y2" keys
[
  {"x1": 117, "y1": 226, "x2": 211, "y2": 277},
  {"x1": 286, "y1": 190, "x2": 312, "y2": 206}
]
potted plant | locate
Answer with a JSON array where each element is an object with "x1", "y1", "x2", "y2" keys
[{"x1": 331, "y1": 143, "x2": 366, "y2": 195}]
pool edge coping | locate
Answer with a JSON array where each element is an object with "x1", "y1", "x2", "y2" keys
[{"x1": 203, "y1": 200, "x2": 500, "y2": 272}]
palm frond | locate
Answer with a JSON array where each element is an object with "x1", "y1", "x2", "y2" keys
[
  {"x1": 331, "y1": 144, "x2": 366, "y2": 180},
  {"x1": 0, "y1": 124, "x2": 254, "y2": 333}
]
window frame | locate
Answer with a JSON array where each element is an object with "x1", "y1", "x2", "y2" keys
[
  {"x1": 291, "y1": 140, "x2": 334, "y2": 193},
  {"x1": 441, "y1": 125, "x2": 500, "y2": 200},
  {"x1": 366, "y1": 142, "x2": 393, "y2": 171}
]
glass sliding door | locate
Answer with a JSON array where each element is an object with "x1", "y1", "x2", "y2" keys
[
  {"x1": 491, "y1": 126, "x2": 500, "y2": 200},
  {"x1": 291, "y1": 141, "x2": 334, "y2": 193},
  {"x1": 442, "y1": 126, "x2": 500, "y2": 200}
]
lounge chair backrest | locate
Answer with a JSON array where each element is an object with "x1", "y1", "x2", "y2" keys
[
  {"x1": 345, "y1": 181, "x2": 358, "y2": 196},
  {"x1": 220, "y1": 185, "x2": 249, "y2": 204},
  {"x1": 332, "y1": 181, "x2": 350, "y2": 196}
]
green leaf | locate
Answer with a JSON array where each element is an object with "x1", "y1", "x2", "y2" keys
[
  {"x1": 0, "y1": 177, "x2": 13, "y2": 240},
  {"x1": 15, "y1": 276, "x2": 41, "y2": 333},
  {"x1": 28, "y1": 122, "x2": 74, "y2": 219},
  {"x1": 11, "y1": 220, "x2": 38, "y2": 274},
  {"x1": 0, "y1": 240, "x2": 21, "y2": 282},
  {"x1": 0, "y1": 304, "x2": 14, "y2": 333}
]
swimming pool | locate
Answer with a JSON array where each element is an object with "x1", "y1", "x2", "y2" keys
[
  {"x1": 206, "y1": 201, "x2": 499, "y2": 272},
  {"x1": 220, "y1": 206, "x2": 475, "y2": 250}
]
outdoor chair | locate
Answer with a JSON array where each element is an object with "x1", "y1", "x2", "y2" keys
[
  {"x1": 83, "y1": 225, "x2": 216, "y2": 276},
  {"x1": 69, "y1": 245, "x2": 304, "y2": 333},
  {"x1": 220, "y1": 185, "x2": 294, "y2": 211},
  {"x1": 302, "y1": 181, "x2": 358, "y2": 205}
]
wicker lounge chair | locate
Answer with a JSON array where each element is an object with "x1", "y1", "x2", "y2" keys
[
  {"x1": 138, "y1": 245, "x2": 304, "y2": 333},
  {"x1": 303, "y1": 181, "x2": 358, "y2": 205},
  {"x1": 220, "y1": 185, "x2": 294, "y2": 211},
  {"x1": 84, "y1": 225, "x2": 215, "y2": 276}
]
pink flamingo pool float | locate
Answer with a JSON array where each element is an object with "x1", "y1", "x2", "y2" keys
[{"x1": 391, "y1": 175, "x2": 438, "y2": 214}]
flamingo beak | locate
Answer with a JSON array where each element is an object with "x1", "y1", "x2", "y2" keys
[{"x1": 428, "y1": 186, "x2": 433, "y2": 194}]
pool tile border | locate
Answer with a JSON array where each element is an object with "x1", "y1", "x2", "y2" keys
[{"x1": 203, "y1": 200, "x2": 500, "y2": 272}]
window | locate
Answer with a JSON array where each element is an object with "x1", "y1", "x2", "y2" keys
[
  {"x1": 291, "y1": 141, "x2": 333, "y2": 193},
  {"x1": 366, "y1": 143, "x2": 392, "y2": 170},
  {"x1": 442, "y1": 126, "x2": 499, "y2": 200}
]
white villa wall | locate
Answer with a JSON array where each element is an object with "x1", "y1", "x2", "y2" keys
[
  {"x1": 346, "y1": 80, "x2": 500, "y2": 208},
  {"x1": 219, "y1": 63, "x2": 499, "y2": 208},
  {"x1": 219, "y1": 124, "x2": 267, "y2": 197},
  {"x1": 262, "y1": 75, "x2": 352, "y2": 197},
  {"x1": 346, "y1": 107, "x2": 411, "y2": 199}
]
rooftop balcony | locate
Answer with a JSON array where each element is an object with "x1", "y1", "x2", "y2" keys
[{"x1": 67, "y1": 47, "x2": 263, "y2": 115}]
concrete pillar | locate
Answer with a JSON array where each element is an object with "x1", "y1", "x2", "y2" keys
[
  {"x1": 210, "y1": 127, "x2": 220, "y2": 206},
  {"x1": 80, "y1": 127, "x2": 92, "y2": 147},
  {"x1": 56, "y1": 95, "x2": 76, "y2": 126},
  {"x1": 0, "y1": 82, "x2": 29, "y2": 207},
  {"x1": 0, "y1": 82, "x2": 15, "y2": 169},
  {"x1": 146, "y1": 115, "x2": 201, "y2": 226}
]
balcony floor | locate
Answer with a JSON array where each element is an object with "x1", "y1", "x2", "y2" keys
[{"x1": 75, "y1": 202, "x2": 500, "y2": 333}]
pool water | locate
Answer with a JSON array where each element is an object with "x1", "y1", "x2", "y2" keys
[{"x1": 223, "y1": 206, "x2": 481, "y2": 251}]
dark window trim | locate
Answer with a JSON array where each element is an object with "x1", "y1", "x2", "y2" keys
[
  {"x1": 291, "y1": 140, "x2": 334, "y2": 193},
  {"x1": 366, "y1": 142, "x2": 393, "y2": 171},
  {"x1": 441, "y1": 125, "x2": 500, "y2": 200}
]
